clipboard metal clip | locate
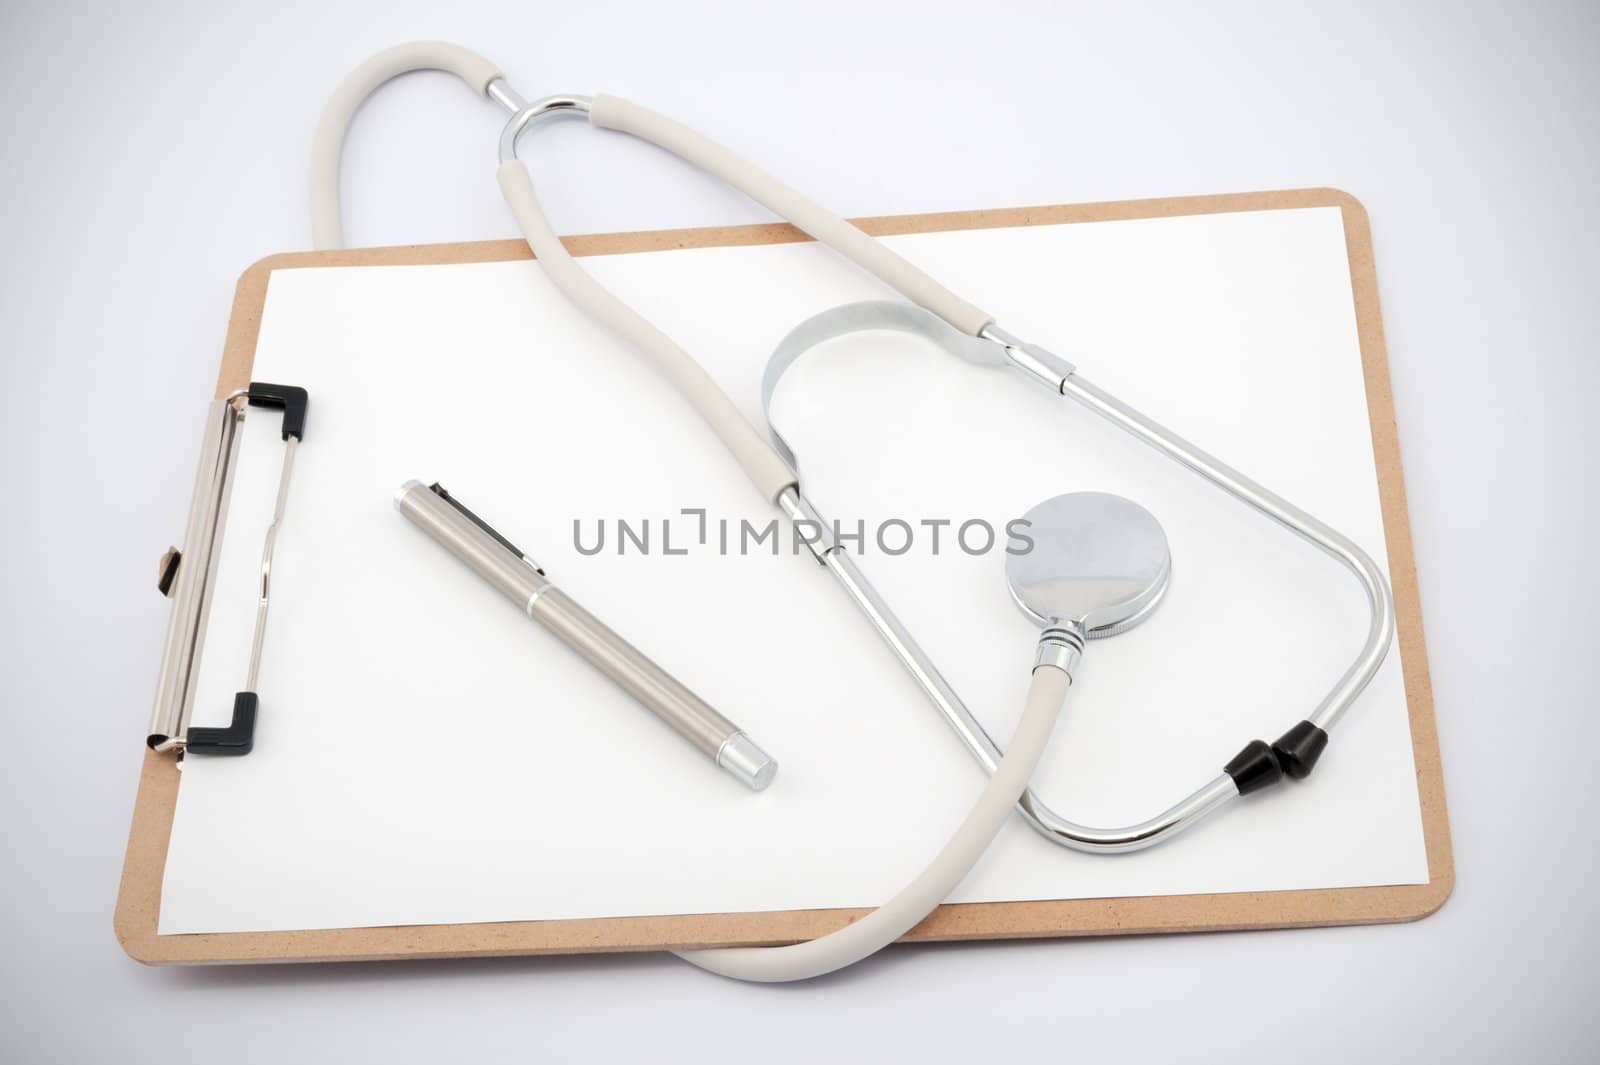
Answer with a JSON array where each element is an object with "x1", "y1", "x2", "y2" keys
[{"x1": 147, "y1": 382, "x2": 308, "y2": 757}]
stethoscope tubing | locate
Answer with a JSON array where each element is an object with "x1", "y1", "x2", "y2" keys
[
  {"x1": 495, "y1": 92, "x2": 1396, "y2": 850},
  {"x1": 307, "y1": 42, "x2": 1396, "y2": 980}
]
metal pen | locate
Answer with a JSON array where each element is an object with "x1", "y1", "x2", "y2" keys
[{"x1": 395, "y1": 480, "x2": 776, "y2": 791}]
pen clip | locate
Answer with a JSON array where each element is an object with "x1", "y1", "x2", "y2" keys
[{"x1": 427, "y1": 482, "x2": 544, "y2": 574}]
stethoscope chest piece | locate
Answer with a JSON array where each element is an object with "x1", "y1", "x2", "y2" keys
[{"x1": 1006, "y1": 492, "x2": 1172, "y2": 639}]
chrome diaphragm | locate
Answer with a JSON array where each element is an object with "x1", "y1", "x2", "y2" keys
[{"x1": 1005, "y1": 491, "x2": 1171, "y2": 639}]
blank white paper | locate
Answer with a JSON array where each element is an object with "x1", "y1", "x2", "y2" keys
[{"x1": 159, "y1": 207, "x2": 1429, "y2": 935}]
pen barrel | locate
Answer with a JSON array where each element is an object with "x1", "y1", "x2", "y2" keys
[
  {"x1": 396, "y1": 480, "x2": 776, "y2": 790},
  {"x1": 396, "y1": 481, "x2": 548, "y2": 607},
  {"x1": 529, "y1": 588, "x2": 738, "y2": 758}
]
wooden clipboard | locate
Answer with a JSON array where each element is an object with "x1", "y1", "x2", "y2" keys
[{"x1": 116, "y1": 188, "x2": 1454, "y2": 964}]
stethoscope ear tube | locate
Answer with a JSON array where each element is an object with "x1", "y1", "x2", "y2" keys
[
  {"x1": 492, "y1": 88, "x2": 1010, "y2": 502},
  {"x1": 496, "y1": 160, "x2": 799, "y2": 502},
  {"x1": 584, "y1": 94, "x2": 996, "y2": 337},
  {"x1": 310, "y1": 41, "x2": 506, "y2": 250}
]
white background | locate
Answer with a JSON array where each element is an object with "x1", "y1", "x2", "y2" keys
[{"x1": 1, "y1": 1, "x2": 1594, "y2": 1062}]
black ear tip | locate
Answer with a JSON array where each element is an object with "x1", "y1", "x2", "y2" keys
[
  {"x1": 1273, "y1": 720, "x2": 1329, "y2": 780},
  {"x1": 1224, "y1": 739, "x2": 1283, "y2": 795}
]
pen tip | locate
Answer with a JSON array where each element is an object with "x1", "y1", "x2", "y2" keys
[{"x1": 718, "y1": 733, "x2": 778, "y2": 792}]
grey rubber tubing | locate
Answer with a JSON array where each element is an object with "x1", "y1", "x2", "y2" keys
[
  {"x1": 587, "y1": 94, "x2": 994, "y2": 338},
  {"x1": 497, "y1": 161, "x2": 798, "y2": 501},
  {"x1": 499, "y1": 94, "x2": 1000, "y2": 501},
  {"x1": 676, "y1": 666, "x2": 1070, "y2": 982},
  {"x1": 312, "y1": 43, "x2": 1061, "y2": 982},
  {"x1": 310, "y1": 41, "x2": 503, "y2": 250},
  {"x1": 492, "y1": 100, "x2": 1072, "y2": 979}
]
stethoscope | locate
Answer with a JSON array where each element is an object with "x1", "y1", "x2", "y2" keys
[{"x1": 311, "y1": 42, "x2": 1395, "y2": 981}]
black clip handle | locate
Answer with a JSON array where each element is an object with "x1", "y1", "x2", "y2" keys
[
  {"x1": 186, "y1": 692, "x2": 258, "y2": 756},
  {"x1": 246, "y1": 382, "x2": 309, "y2": 441}
]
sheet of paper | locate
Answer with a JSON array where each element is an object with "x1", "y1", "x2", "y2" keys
[{"x1": 159, "y1": 207, "x2": 1428, "y2": 935}]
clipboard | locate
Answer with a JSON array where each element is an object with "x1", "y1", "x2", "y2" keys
[{"x1": 116, "y1": 187, "x2": 1454, "y2": 964}]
